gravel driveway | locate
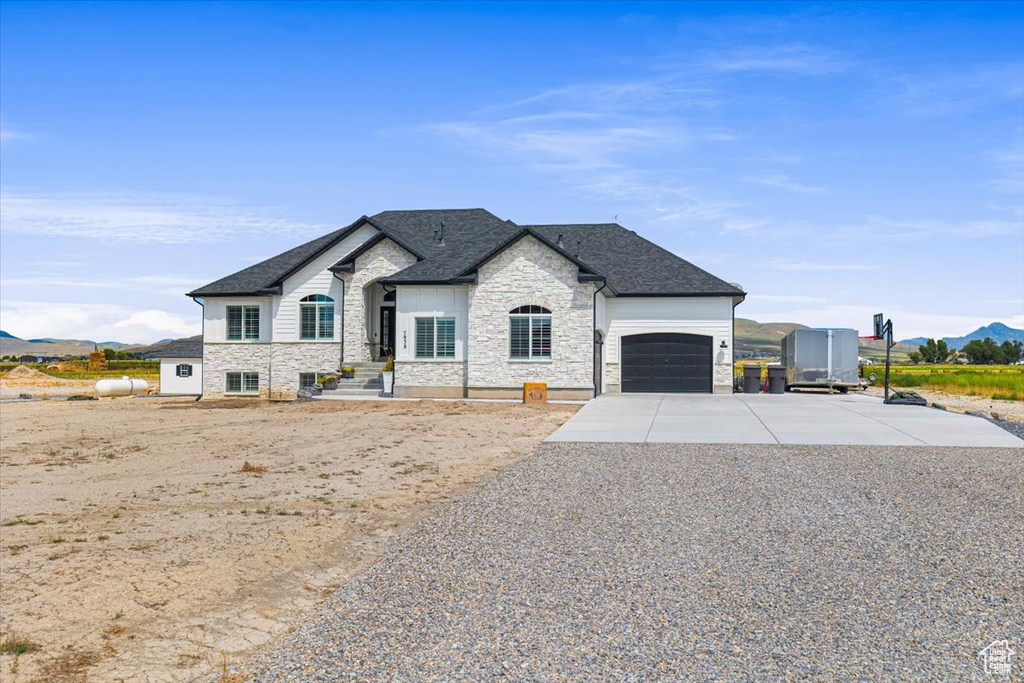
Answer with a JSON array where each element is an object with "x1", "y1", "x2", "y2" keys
[{"x1": 247, "y1": 443, "x2": 1023, "y2": 681}]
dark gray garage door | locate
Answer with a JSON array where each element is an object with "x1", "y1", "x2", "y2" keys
[{"x1": 621, "y1": 333, "x2": 713, "y2": 393}]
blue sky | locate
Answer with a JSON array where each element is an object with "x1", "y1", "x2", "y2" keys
[{"x1": 1, "y1": 0, "x2": 1021, "y2": 343}]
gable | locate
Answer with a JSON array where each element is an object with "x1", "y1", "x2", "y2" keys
[{"x1": 187, "y1": 208, "x2": 744, "y2": 301}]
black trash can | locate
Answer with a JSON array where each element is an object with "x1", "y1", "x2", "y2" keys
[
  {"x1": 767, "y1": 365, "x2": 786, "y2": 394},
  {"x1": 743, "y1": 365, "x2": 762, "y2": 394}
]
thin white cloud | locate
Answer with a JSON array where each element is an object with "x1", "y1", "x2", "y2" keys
[
  {"x1": 746, "y1": 294, "x2": 831, "y2": 305},
  {"x1": 983, "y1": 139, "x2": 1024, "y2": 195},
  {"x1": 0, "y1": 127, "x2": 30, "y2": 144},
  {"x1": 421, "y1": 76, "x2": 744, "y2": 228},
  {"x1": 738, "y1": 301, "x2": 1023, "y2": 340},
  {"x1": 0, "y1": 190, "x2": 329, "y2": 245},
  {"x1": 719, "y1": 218, "x2": 773, "y2": 234},
  {"x1": 0, "y1": 115, "x2": 31, "y2": 144},
  {"x1": 707, "y1": 44, "x2": 851, "y2": 76},
  {"x1": 765, "y1": 259, "x2": 880, "y2": 272},
  {"x1": 887, "y1": 64, "x2": 1024, "y2": 117},
  {"x1": 0, "y1": 301, "x2": 200, "y2": 343},
  {"x1": 745, "y1": 172, "x2": 826, "y2": 194},
  {"x1": 0, "y1": 274, "x2": 198, "y2": 297}
]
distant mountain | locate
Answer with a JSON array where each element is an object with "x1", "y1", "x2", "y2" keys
[
  {"x1": 900, "y1": 323, "x2": 1024, "y2": 350},
  {"x1": 734, "y1": 318, "x2": 808, "y2": 354},
  {"x1": 735, "y1": 318, "x2": 914, "y2": 361},
  {"x1": 125, "y1": 336, "x2": 198, "y2": 357},
  {"x1": 0, "y1": 331, "x2": 137, "y2": 357}
]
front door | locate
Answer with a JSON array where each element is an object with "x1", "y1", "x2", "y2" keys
[{"x1": 379, "y1": 307, "x2": 396, "y2": 358}]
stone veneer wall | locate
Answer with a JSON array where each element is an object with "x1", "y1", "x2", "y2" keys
[
  {"x1": 269, "y1": 342, "x2": 341, "y2": 397},
  {"x1": 713, "y1": 348, "x2": 733, "y2": 392},
  {"x1": 203, "y1": 342, "x2": 340, "y2": 398},
  {"x1": 394, "y1": 360, "x2": 468, "y2": 397},
  {"x1": 605, "y1": 362, "x2": 620, "y2": 389},
  {"x1": 203, "y1": 343, "x2": 271, "y2": 398},
  {"x1": 467, "y1": 235, "x2": 595, "y2": 392},
  {"x1": 341, "y1": 240, "x2": 417, "y2": 363}
]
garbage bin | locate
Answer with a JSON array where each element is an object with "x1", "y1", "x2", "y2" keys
[
  {"x1": 743, "y1": 364, "x2": 762, "y2": 394},
  {"x1": 767, "y1": 365, "x2": 786, "y2": 394}
]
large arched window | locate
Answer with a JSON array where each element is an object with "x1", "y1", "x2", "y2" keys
[
  {"x1": 509, "y1": 305, "x2": 551, "y2": 359},
  {"x1": 300, "y1": 294, "x2": 334, "y2": 340}
]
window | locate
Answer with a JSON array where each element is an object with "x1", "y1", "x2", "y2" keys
[
  {"x1": 227, "y1": 305, "x2": 260, "y2": 341},
  {"x1": 299, "y1": 294, "x2": 334, "y2": 340},
  {"x1": 509, "y1": 305, "x2": 552, "y2": 360},
  {"x1": 298, "y1": 372, "x2": 318, "y2": 390},
  {"x1": 226, "y1": 371, "x2": 259, "y2": 394},
  {"x1": 415, "y1": 317, "x2": 456, "y2": 359},
  {"x1": 176, "y1": 364, "x2": 193, "y2": 378}
]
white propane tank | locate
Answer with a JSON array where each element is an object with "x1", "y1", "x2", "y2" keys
[{"x1": 95, "y1": 376, "x2": 150, "y2": 397}]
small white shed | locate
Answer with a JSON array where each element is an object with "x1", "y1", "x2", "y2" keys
[{"x1": 152, "y1": 338, "x2": 203, "y2": 395}]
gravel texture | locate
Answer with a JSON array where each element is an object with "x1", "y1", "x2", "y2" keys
[
  {"x1": 990, "y1": 417, "x2": 1024, "y2": 441},
  {"x1": 246, "y1": 443, "x2": 1023, "y2": 682}
]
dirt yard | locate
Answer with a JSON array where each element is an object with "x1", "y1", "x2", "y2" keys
[
  {"x1": 864, "y1": 385, "x2": 1024, "y2": 421},
  {"x1": 0, "y1": 397, "x2": 578, "y2": 682},
  {"x1": 0, "y1": 366, "x2": 158, "y2": 400}
]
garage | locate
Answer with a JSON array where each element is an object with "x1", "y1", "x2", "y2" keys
[{"x1": 620, "y1": 333, "x2": 712, "y2": 393}]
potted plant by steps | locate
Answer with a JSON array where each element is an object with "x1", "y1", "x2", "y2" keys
[
  {"x1": 381, "y1": 355, "x2": 395, "y2": 396},
  {"x1": 340, "y1": 366, "x2": 358, "y2": 379},
  {"x1": 317, "y1": 373, "x2": 339, "y2": 391}
]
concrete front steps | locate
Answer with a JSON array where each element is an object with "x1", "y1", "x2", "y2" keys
[{"x1": 322, "y1": 361, "x2": 385, "y2": 397}]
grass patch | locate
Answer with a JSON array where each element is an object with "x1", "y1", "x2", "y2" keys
[
  {"x1": 0, "y1": 633, "x2": 40, "y2": 655},
  {"x1": 1, "y1": 518, "x2": 44, "y2": 527},
  {"x1": 882, "y1": 364, "x2": 1024, "y2": 401}
]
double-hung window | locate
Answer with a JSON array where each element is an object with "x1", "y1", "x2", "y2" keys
[
  {"x1": 299, "y1": 294, "x2": 334, "y2": 340},
  {"x1": 509, "y1": 305, "x2": 552, "y2": 360},
  {"x1": 226, "y1": 305, "x2": 260, "y2": 341},
  {"x1": 226, "y1": 371, "x2": 259, "y2": 394},
  {"x1": 415, "y1": 317, "x2": 456, "y2": 359},
  {"x1": 176, "y1": 364, "x2": 193, "y2": 378}
]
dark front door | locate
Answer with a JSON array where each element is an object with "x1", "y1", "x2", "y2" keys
[
  {"x1": 379, "y1": 307, "x2": 396, "y2": 358},
  {"x1": 621, "y1": 333, "x2": 712, "y2": 393}
]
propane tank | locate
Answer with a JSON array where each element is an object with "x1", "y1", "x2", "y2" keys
[{"x1": 95, "y1": 376, "x2": 150, "y2": 397}]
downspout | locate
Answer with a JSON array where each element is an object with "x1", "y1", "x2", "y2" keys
[
  {"x1": 332, "y1": 273, "x2": 346, "y2": 369},
  {"x1": 191, "y1": 296, "x2": 204, "y2": 402},
  {"x1": 592, "y1": 281, "x2": 608, "y2": 397}
]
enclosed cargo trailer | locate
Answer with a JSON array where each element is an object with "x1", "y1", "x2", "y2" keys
[{"x1": 780, "y1": 328, "x2": 860, "y2": 392}]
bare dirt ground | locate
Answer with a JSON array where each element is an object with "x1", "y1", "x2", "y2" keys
[
  {"x1": 0, "y1": 367, "x2": 159, "y2": 399},
  {"x1": 0, "y1": 396, "x2": 578, "y2": 682},
  {"x1": 864, "y1": 386, "x2": 1024, "y2": 421}
]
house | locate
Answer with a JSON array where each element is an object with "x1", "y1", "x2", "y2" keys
[
  {"x1": 186, "y1": 209, "x2": 745, "y2": 400},
  {"x1": 150, "y1": 338, "x2": 203, "y2": 395}
]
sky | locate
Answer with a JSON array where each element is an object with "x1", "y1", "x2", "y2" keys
[{"x1": 1, "y1": 0, "x2": 1022, "y2": 343}]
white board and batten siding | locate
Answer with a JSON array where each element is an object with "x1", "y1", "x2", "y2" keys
[
  {"x1": 200, "y1": 223, "x2": 379, "y2": 342},
  {"x1": 604, "y1": 296, "x2": 734, "y2": 381},
  {"x1": 159, "y1": 358, "x2": 203, "y2": 395},
  {"x1": 273, "y1": 223, "x2": 379, "y2": 341},
  {"x1": 395, "y1": 286, "x2": 469, "y2": 361},
  {"x1": 202, "y1": 298, "x2": 273, "y2": 341}
]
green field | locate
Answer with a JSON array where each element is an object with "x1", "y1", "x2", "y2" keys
[
  {"x1": 880, "y1": 364, "x2": 1024, "y2": 401},
  {"x1": 0, "y1": 360, "x2": 159, "y2": 379}
]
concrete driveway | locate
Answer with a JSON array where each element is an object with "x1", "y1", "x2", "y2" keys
[{"x1": 546, "y1": 393, "x2": 1024, "y2": 447}]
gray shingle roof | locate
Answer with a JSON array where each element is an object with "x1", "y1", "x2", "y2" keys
[
  {"x1": 187, "y1": 218, "x2": 368, "y2": 296},
  {"x1": 525, "y1": 224, "x2": 743, "y2": 296},
  {"x1": 148, "y1": 337, "x2": 203, "y2": 359},
  {"x1": 187, "y1": 209, "x2": 744, "y2": 298}
]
